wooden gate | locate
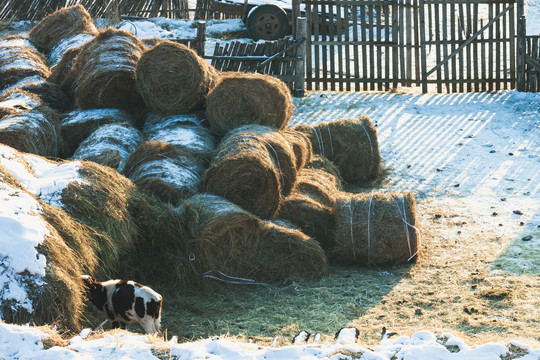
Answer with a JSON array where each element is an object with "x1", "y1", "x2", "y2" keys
[{"x1": 304, "y1": 0, "x2": 420, "y2": 91}]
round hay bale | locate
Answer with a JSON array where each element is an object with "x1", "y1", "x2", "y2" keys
[
  {"x1": 123, "y1": 141, "x2": 205, "y2": 206},
  {"x1": 201, "y1": 125, "x2": 297, "y2": 218},
  {"x1": 72, "y1": 28, "x2": 145, "y2": 114},
  {"x1": 206, "y1": 72, "x2": 293, "y2": 137},
  {"x1": 136, "y1": 40, "x2": 220, "y2": 115},
  {"x1": 256, "y1": 220, "x2": 327, "y2": 281},
  {"x1": 276, "y1": 168, "x2": 342, "y2": 250},
  {"x1": 333, "y1": 191, "x2": 419, "y2": 266},
  {"x1": 48, "y1": 33, "x2": 95, "y2": 67},
  {"x1": 71, "y1": 123, "x2": 142, "y2": 172},
  {"x1": 0, "y1": 168, "x2": 86, "y2": 330},
  {"x1": 12, "y1": 81, "x2": 73, "y2": 112},
  {"x1": 307, "y1": 154, "x2": 343, "y2": 181},
  {"x1": 0, "y1": 34, "x2": 38, "y2": 52},
  {"x1": 48, "y1": 45, "x2": 82, "y2": 95},
  {"x1": 0, "y1": 46, "x2": 51, "y2": 91},
  {"x1": 178, "y1": 193, "x2": 262, "y2": 281},
  {"x1": 0, "y1": 105, "x2": 60, "y2": 157},
  {"x1": 282, "y1": 128, "x2": 312, "y2": 171},
  {"x1": 294, "y1": 116, "x2": 382, "y2": 183},
  {"x1": 28, "y1": 4, "x2": 98, "y2": 52},
  {"x1": 60, "y1": 108, "x2": 135, "y2": 157},
  {"x1": 143, "y1": 114, "x2": 216, "y2": 164},
  {"x1": 0, "y1": 89, "x2": 42, "y2": 120}
]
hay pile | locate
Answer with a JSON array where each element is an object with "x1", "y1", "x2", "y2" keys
[
  {"x1": 123, "y1": 141, "x2": 205, "y2": 206},
  {"x1": 70, "y1": 28, "x2": 145, "y2": 113},
  {"x1": 136, "y1": 41, "x2": 220, "y2": 115},
  {"x1": 295, "y1": 116, "x2": 382, "y2": 183},
  {"x1": 206, "y1": 72, "x2": 294, "y2": 137},
  {"x1": 11, "y1": 81, "x2": 73, "y2": 112},
  {"x1": 71, "y1": 123, "x2": 142, "y2": 172},
  {"x1": 201, "y1": 125, "x2": 297, "y2": 218},
  {"x1": 333, "y1": 191, "x2": 419, "y2": 266},
  {"x1": 0, "y1": 42, "x2": 50, "y2": 91},
  {"x1": 276, "y1": 168, "x2": 342, "y2": 250},
  {"x1": 0, "y1": 105, "x2": 60, "y2": 157},
  {"x1": 48, "y1": 33, "x2": 95, "y2": 67},
  {"x1": 28, "y1": 5, "x2": 98, "y2": 52},
  {"x1": 143, "y1": 114, "x2": 216, "y2": 164},
  {"x1": 0, "y1": 89, "x2": 42, "y2": 119},
  {"x1": 60, "y1": 108, "x2": 135, "y2": 157}
]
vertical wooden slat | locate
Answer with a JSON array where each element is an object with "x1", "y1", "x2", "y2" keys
[
  {"x1": 509, "y1": 1, "x2": 516, "y2": 89},
  {"x1": 488, "y1": 3, "x2": 494, "y2": 91},
  {"x1": 442, "y1": 2, "x2": 449, "y2": 92},
  {"x1": 352, "y1": 3, "x2": 360, "y2": 91},
  {"x1": 502, "y1": 3, "x2": 508, "y2": 89},
  {"x1": 376, "y1": 3, "x2": 382, "y2": 90},
  {"x1": 495, "y1": 2, "x2": 501, "y2": 90},
  {"x1": 466, "y1": 2, "x2": 472, "y2": 92},
  {"x1": 344, "y1": 4, "x2": 351, "y2": 91},
  {"x1": 369, "y1": 4, "x2": 375, "y2": 90},
  {"x1": 328, "y1": 2, "x2": 336, "y2": 91},
  {"x1": 393, "y1": 0, "x2": 400, "y2": 89},
  {"x1": 480, "y1": 19, "x2": 486, "y2": 92},
  {"x1": 361, "y1": 2, "x2": 368, "y2": 90},
  {"x1": 308, "y1": 1, "x2": 316, "y2": 91},
  {"x1": 398, "y1": 1, "x2": 405, "y2": 87},
  {"x1": 321, "y1": 3, "x2": 328, "y2": 91},
  {"x1": 385, "y1": 3, "x2": 391, "y2": 89},
  {"x1": 473, "y1": 4, "x2": 479, "y2": 92},
  {"x1": 458, "y1": 4, "x2": 465, "y2": 92},
  {"x1": 450, "y1": 3, "x2": 457, "y2": 92},
  {"x1": 419, "y1": 0, "x2": 428, "y2": 93},
  {"x1": 413, "y1": 0, "x2": 421, "y2": 87},
  {"x1": 336, "y1": 2, "x2": 344, "y2": 92},
  {"x1": 405, "y1": 0, "x2": 412, "y2": 87},
  {"x1": 434, "y1": 2, "x2": 441, "y2": 92}
]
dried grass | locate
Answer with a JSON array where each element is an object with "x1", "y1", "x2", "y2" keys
[
  {"x1": 47, "y1": 45, "x2": 83, "y2": 94},
  {"x1": 206, "y1": 72, "x2": 293, "y2": 137},
  {"x1": 11, "y1": 80, "x2": 73, "y2": 112},
  {"x1": 28, "y1": 5, "x2": 98, "y2": 52},
  {"x1": 0, "y1": 45, "x2": 50, "y2": 91},
  {"x1": 136, "y1": 40, "x2": 220, "y2": 115},
  {"x1": 282, "y1": 128, "x2": 312, "y2": 171},
  {"x1": 0, "y1": 88, "x2": 42, "y2": 119}
]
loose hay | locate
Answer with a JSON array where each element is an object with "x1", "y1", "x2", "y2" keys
[
  {"x1": 136, "y1": 40, "x2": 220, "y2": 115},
  {"x1": 178, "y1": 193, "x2": 262, "y2": 281},
  {"x1": 144, "y1": 114, "x2": 216, "y2": 164},
  {"x1": 28, "y1": 5, "x2": 98, "y2": 52},
  {"x1": 282, "y1": 128, "x2": 312, "y2": 171},
  {"x1": 123, "y1": 141, "x2": 205, "y2": 206},
  {"x1": 48, "y1": 33, "x2": 95, "y2": 67},
  {"x1": 0, "y1": 45, "x2": 51, "y2": 91},
  {"x1": 71, "y1": 123, "x2": 142, "y2": 172},
  {"x1": 201, "y1": 125, "x2": 297, "y2": 219},
  {"x1": 276, "y1": 168, "x2": 342, "y2": 250},
  {"x1": 333, "y1": 191, "x2": 419, "y2": 266},
  {"x1": 0, "y1": 106, "x2": 60, "y2": 156},
  {"x1": 256, "y1": 220, "x2": 327, "y2": 281},
  {"x1": 206, "y1": 72, "x2": 293, "y2": 137},
  {"x1": 295, "y1": 116, "x2": 382, "y2": 183},
  {"x1": 60, "y1": 108, "x2": 135, "y2": 157},
  {"x1": 72, "y1": 28, "x2": 145, "y2": 114},
  {"x1": 11, "y1": 81, "x2": 73, "y2": 112}
]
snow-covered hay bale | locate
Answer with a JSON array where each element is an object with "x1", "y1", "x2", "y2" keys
[
  {"x1": 0, "y1": 106, "x2": 60, "y2": 157},
  {"x1": 72, "y1": 29, "x2": 145, "y2": 114},
  {"x1": 206, "y1": 72, "x2": 293, "y2": 137},
  {"x1": 0, "y1": 46, "x2": 50, "y2": 91},
  {"x1": 178, "y1": 194, "x2": 262, "y2": 281},
  {"x1": 136, "y1": 41, "x2": 220, "y2": 115},
  {"x1": 0, "y1": 165, "x2": 86, "y2": 330},
  {"x1": 257, "y1": 220, "x2": 327, "y2": 281},
  {"x1": 0, "y1": 35, "x2": 38, "y2": 51},
  {"x1": 144, "y1": 114, "x2": 216, "y2": 163},
  {"x1": 123, "y1": 141, "x2": 205, "y2": 206},
  {"x1": 201, "y1": 125, "x2": 297, "y2": 218},
  {"x1": 60, "y1": 161, "x2": 138, "y2": 273},
  {"x1": 71, "y1": 123, "x2": 142, "y2": 172},
  {"x1": 333, "y1": 192, "x2": 419, "y2": 266},
  {"x1": 12, "y1": 81, "x2": 73, "y2": 112},
  {"x1": 0, "y1": 89, "x2": 42, "y2": 119},
  {"x1": 48, "y1": 33, "x2": 95, "y2": 67},
  {"x1": 28, "y1": 5, "x2": 98, "y2": 52},
  {"x1": 282, "y1": 128, "x2": 312, "y2": 171},
  {"x1": 60, "y1": 108, "x2": 135, "y2": 157},
  {"x1": 276, "y1": 168, "x2": 342, "y2": 250},
  {"x1": 48, "y1": 46, "x2": 82, "y2": 94},
  {"x1": 295, "y1": 116, "x2": 381, "y2": 183}
]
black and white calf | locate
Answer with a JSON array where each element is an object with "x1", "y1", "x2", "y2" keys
[{"x1": 81, "y1": 275, "x2": 162, "y2": 334}]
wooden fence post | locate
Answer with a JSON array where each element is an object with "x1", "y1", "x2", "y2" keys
[
  {"x1": 292, "y1": 0, "x2": 301, "y2": 37},
  {"x1": 197, "y1": 21, "x2": 206, "y2": 57},
  {"x1": 516, "y1": 0, "x2": 526, "y2": 91},
  {"x1": 294, "y1": 17, "x2": 307, "y2": 97}
]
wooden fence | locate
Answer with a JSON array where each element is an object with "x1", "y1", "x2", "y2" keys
[
  {"x1": 520, "y1": 35, "x2": 540, "y2": 92},
  {"x1": 303, "y1": 0, "x2": 529, "y2": 93}
]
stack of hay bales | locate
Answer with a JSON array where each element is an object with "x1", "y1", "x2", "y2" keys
[
  {"x1": 206, "y1": 72, "x2": 294, "y2": 137},
  {"x1": 201, "y1": 124, "x2": 297, "y2": 218},
  {"x1": 69, "y1": 29, "x2": 146, "y2": 113},
  {"x1": 123, "y1": 141, "x2": 205, "y2": 206},
  {"x1": 143, "y1": 113, "x2": 216, "y2": 164},
  {"x1": 0, "y1": 37, "x2": 50, "y2": 91},
  {"x1": 71, "y1": 123, "x2": 142, "y2": 172},
  {"x1": 60, "y1": 108, "x2": 135, "y2": 157},
  {"x1": 28, "y1": 4, "x2": 98, "y2": 52},
  {"x1": 178, "y1": 194, "x2": 327, "y2": 282},
  {"x1": 136, "y1": 40, "x2": 220, "y2": 115},
  {"x1": 332, "y1": 191, "x2": 419, "y2": 266},
  {"x1": 294, "y1": 116, "x2": 382, "y2": 183},
  {"x1": 0, "y1": 90, "x2": 60, "y2": 157}
]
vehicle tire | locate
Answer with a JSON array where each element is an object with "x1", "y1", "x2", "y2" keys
[{"x1": 246, "y1": 4, "x2": 289, "y2": 41}]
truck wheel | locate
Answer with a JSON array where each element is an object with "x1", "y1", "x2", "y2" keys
[{"x1": 246, "y1": 4, "x2": 289, "y2": 41}]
